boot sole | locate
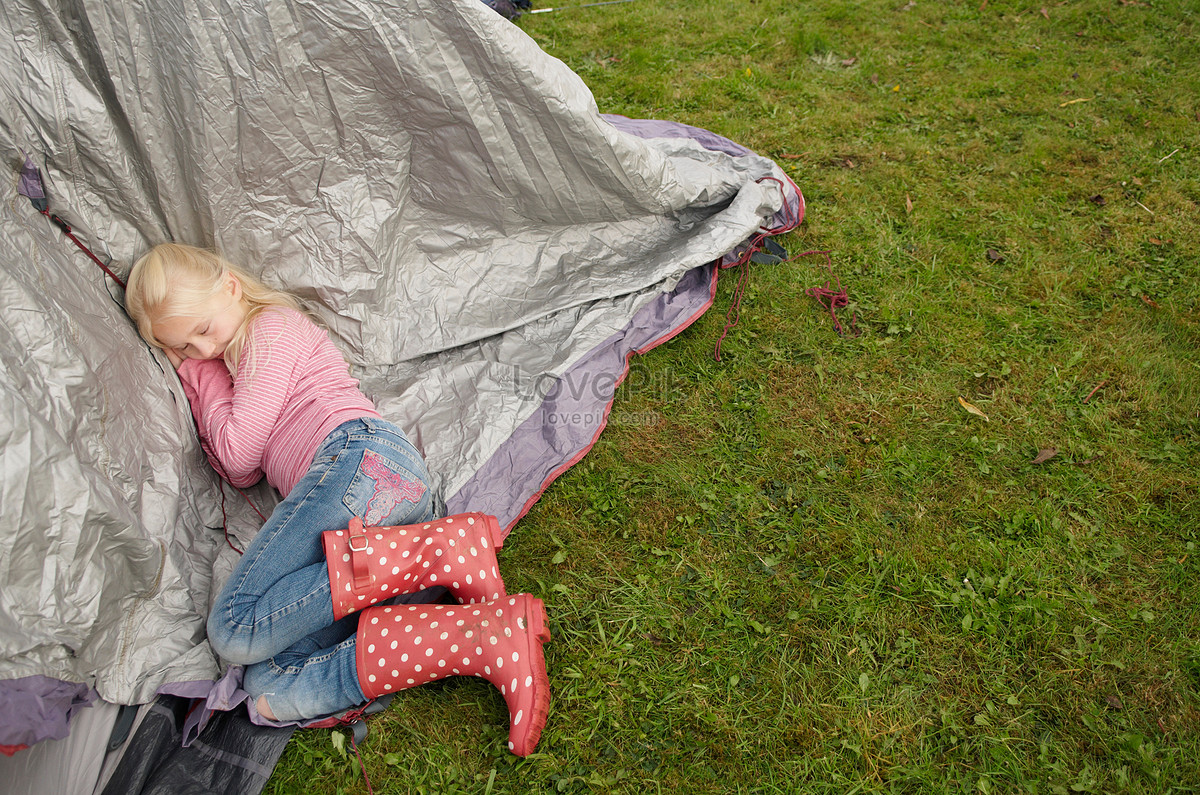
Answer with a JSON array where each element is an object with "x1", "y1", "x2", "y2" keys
[{"x1": 511, "y1": 595, "x2": 552, "y2": 756}]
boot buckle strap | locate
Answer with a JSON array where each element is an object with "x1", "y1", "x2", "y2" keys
[{"x1": 347, "y1": 518, "x2": 375, "y2": 590}]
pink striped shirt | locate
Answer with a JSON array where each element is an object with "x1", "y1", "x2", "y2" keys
[{"x1": 177, "y1": 307, "x2": 380, "y2": 497}]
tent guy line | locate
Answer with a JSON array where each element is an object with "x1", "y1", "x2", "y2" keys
[{"x1": 18, "y1": 155, "x2": 126, "y2": 289}]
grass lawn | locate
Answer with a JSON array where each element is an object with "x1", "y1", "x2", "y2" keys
[{"x1": 267, "y1": 0, "x2": 1199, "y2": 791}]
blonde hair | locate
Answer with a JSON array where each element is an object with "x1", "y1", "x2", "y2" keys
[{"x1": 126, "y1": 243, "x2": 302, "y2": 373}]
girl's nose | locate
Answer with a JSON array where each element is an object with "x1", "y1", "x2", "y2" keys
[{"x1": 194, "y1": 339, "x2": 216, "y2": 358}]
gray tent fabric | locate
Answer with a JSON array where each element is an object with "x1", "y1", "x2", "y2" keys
[
  {"x1": 0, "y1": 0, "x2": 801, "y2": 762},
  {"x1": 448, "y1": 115, "x2": 804, "y2": 529}
]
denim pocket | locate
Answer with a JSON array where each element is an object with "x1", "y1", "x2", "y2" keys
[{"x1": 341, "y1": 447, "x2": 430, "y2": 526}]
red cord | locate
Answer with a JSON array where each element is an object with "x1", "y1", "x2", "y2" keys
[
  {"x1": 41, "y1": 210, "x2": 126, "y2": 288},
  {"x1": 802, "y1": 250, "x2": 859, "y2": 337},
  {"x1": 713, "y1": 259, "x2": 752, "y2": 361},
  {"x1": 216, "y1": 483, "x2": 244, "y2": 555},
  {"x1": 235, "y1": 484, "x2": 268, "y2": 523},
  {"x1": 712, "y1": 175, "x2": 805, "y2": 360},
  {"x1": 214, "y1": 468, "x2": 270, "y2": 556},
  {"x1": 714, "y1": 248, "x2": 859, "y2": 359},
  {"x1": 350, "y1": 732, "x2": 375, "y2": 795}
]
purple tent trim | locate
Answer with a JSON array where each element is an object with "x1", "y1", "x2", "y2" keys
[{"x1": 0, "y1": 676, "x2": 94, "y2": 750}]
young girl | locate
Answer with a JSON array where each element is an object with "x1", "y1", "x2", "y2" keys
[{"x1": 125, "y1": 243, "x2": 551, "y2": 756}]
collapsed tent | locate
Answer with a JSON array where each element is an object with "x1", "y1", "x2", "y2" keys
[{"x1": 0, "y1": 0, "x2": 802, "y2": 789}]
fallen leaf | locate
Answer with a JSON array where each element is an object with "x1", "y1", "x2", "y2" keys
[
  {"x1": 1059, "y1": 97, "x2": 1092, "y2": 107},
  {"x1": 1041, "y1": 6, "x2": 1049, "y2": 18},
  {"x1": 1106, "y1": 695, "x2": 1124, "y2": 710},
  {"x1": 869, "y1": 73, "x2": 880, "y2": 85},
  {"x1": 957, "y1": 396, "x2": 989, "y2": 422},
  {"x1": 1089, "y1": 194, "x2": 1106, "y2": 205},
  {"x1": 905, "y1": 193, "x2": 913, "y2": 214},
  {"x1": 778, "y1": 153, "x2": 805, "y2": 160},
  {"x1": 1141, "y1": 295, "x2": 1159, "y2": 308},
  {"x1": 1149, "y1": 237, "x2": 1162, "y2": 245},
  {"x1": 842, "y1": 57, "x2": 858, "y2": 67},
  {"x1": 1032, "y1": 448, "x2": 1057, "y2": 464},
  {"x1": 986, "y1": 248, "x2": 1004, "y2": 262}
]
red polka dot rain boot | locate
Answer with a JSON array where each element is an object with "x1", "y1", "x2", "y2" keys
[
  {"x1": 355, "y1": 593, "x2": 552, "y2": 756},
  {"x1": 324, "y1": 512, "x2": 506, "y2": 619}
]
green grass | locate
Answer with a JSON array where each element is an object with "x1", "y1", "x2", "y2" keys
[{"x1": 267, "y1": 1, "x2": 1200, "y2": 792}]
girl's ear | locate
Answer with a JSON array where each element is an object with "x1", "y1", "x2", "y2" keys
[{"x1": 225, "y1": 271, "x2": 244, "y2": 301}]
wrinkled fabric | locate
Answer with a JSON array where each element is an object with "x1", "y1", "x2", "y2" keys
[
  {"x1": 0, "y1": 677, "x2": 94, "y2": 748},
  {"x1": 0, "y1": 0, "x2": 800, "y2": 748},
  {"x1": 99, "y1": 696, "x2": 294, "y2": 795}
]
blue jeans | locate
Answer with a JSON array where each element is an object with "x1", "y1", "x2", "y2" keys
[{"x1": 206, "y1": 418, "x2": 438, "y2": 720}]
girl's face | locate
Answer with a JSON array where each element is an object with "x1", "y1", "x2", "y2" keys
[{"x1": 152, "y1": 273, "x2": 249, "y2": 362}]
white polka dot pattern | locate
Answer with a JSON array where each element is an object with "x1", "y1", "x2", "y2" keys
[
  {"x1": 323, "y1": 512, "x2": 508, "y2": 620},
  {"x1": 353, "y1": 593, "x2": 552, "y2": 757}
]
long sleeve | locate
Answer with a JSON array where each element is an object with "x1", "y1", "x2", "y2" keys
[
  {"x1": 177, "y1": 357, "x2": 265, "y2": 487},
  {"x1": 176, "y1": 312, "x2": 302, "y2": 488},
  {"x1": 175, "y1": 360, "x2": 255, "y2": 485}
]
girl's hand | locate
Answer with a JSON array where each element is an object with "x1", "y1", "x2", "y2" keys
[{"x1": 164, "y1": 347, "x2": 187, "y2": 370}]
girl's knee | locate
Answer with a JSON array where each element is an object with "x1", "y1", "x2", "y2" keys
[{"x1": 207, "y1": 610, "x2": 262, "y2": 665}]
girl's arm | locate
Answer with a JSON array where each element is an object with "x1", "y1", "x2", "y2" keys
[
  {"x1": 176, "y1": 311, "x2": 304, "y2": 488},
  {"x1": 177, "y1": 359, "x2": 264, "y2": 487}
]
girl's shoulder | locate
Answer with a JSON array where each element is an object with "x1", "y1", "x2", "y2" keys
[{"x1": 247, "y1": 305, "x2": 315, "y2": 336}]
